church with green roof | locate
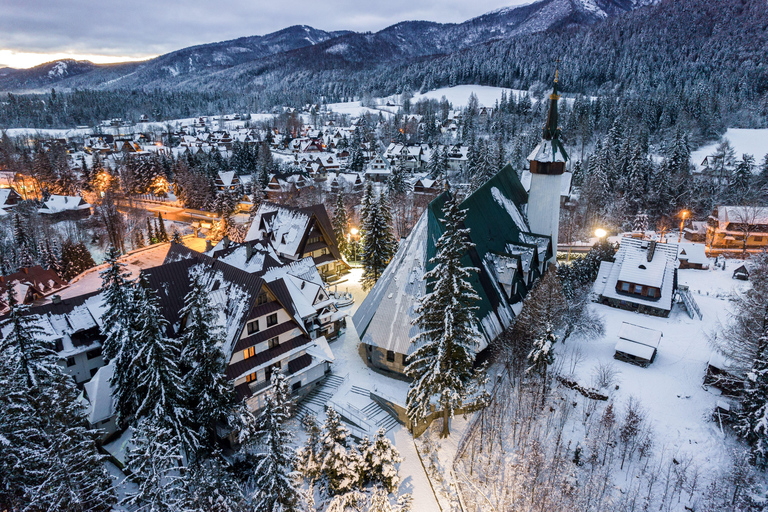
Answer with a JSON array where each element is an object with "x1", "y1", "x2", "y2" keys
[{"x1": 353, "y1": 82, "x2": 567, "y2": 376}]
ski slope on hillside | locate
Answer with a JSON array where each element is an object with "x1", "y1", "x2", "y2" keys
[{"x1": 692, "y1": 128, "x2": 768, "y2": 171}]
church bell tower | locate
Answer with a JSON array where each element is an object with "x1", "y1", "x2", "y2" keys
[{"x1": 527, "y1": 72, "x2": 569, "y2": 264}]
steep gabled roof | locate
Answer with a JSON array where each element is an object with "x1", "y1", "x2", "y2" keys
[{"x1": 426, "y1": 164, "x2": 535, "y2": 341}]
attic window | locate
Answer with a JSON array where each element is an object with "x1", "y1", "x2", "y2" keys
[{"x1": 638, "y1": 264, "x2": 647, "y2": 269}]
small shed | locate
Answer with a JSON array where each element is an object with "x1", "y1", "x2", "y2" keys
[
  {"x1": 614, "y1": 322, "x2": 663, "y2": 367},
  {"x1": 705, "y1": 351, "x2": 744, "y2": 396},
  {"x1": 733, "y1": 265, "x2": 749, "y2": 281}
]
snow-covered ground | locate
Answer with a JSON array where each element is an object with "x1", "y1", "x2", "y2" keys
[
  {"x1": 323, "y1": 101, "x2": 396, "y2": 119},
  {"x1": 566, "y1": 262, "x2": 750, "y2": 489},
  {"x1": 408, "y1": 85, "x2": 527, "y2": 107},
  {"x1": 691, "y1": 128, "x2": 768, "y2": 171}
]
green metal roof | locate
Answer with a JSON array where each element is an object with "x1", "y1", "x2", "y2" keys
[{"x1": 426, "y1": 164, "x2": 548, "y2": 338}]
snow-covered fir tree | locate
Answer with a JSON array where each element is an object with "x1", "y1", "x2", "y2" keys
[
  {"x1": 738, "y1": 332, "x2": 768, "y2": 468},
  {"x1": 359, "y1": 181, "x2": 375, "y2": 237},
  {"x1": 249, "y1": 373, "x2": 303, "y2": 511},
  {"x1": 317, "y1": 407, "x2": 360, "y2": 496},
  {"x1": 157, "y1": 213, "x2": 169, "y2": 242},
  {"x1": 99, "y1": 246, "x2": 135, "y2": 361},
  {"x1": 361, "y1": 196, "x2": 395, "y2": 291},
  {"x1": 123, "y1": 416, "x2": 185, "y2": 512},
  {"x1": 179, "y1": 452, "x2": 244, "y2": 512},
  {"x1": 332, "y1": 190, "x2": 349, "y2": 257},
  {"x1": 295, "y1": 414, "x2": 322, "y2": 482},
  {"x1": 0, "y1": 288, "x2": 116, "y2": 511},
  {"x1": 527, "y1": 323, "x2": 557, "y2": 399},
  {"x1": 387, "y1": 159, "x2": 408, "y2": 196},
  {"x1": 405, "y1": 194, "x2": 484, "y2": 437},
  {"x1": 178, "y1": 269, "x2": 236, "y2": 454},
  {"x1": 131, "y1": 282, "x2": 197, "y2": 452},
  {"x1": 60, "y1": 239, "x2": 96, "y2": 280},
  {"x1": 361, "y1": 429, "x2": 402, "y2": 493}
]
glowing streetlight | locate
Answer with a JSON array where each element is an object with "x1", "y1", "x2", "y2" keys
[
  {"x1": 349, "y1": 227, "x2": 360, "y2": 263},
  {"x1": 678, "y1": 210, "x2": 689, "y2": 243},
  {"x1": 595, "y1": 228, "x2": 607, "y2": 239}
]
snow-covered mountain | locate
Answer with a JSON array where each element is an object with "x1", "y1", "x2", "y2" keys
[{"x1": 0, "y1": 0, "x2": 654, "y2": 93}]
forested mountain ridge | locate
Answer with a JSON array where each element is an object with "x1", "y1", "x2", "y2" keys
[
  {"x1": 0, "y1": 0, "x2": 653, "y2": 94},
  {"x1": 1, "y1": 0, "x2": 765, "y2": 133}
]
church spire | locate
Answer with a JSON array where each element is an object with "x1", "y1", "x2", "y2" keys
[{"x1": 542, "y1": 62, "x2": 561, "y2": 141}]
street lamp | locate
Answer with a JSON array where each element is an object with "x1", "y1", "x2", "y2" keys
[
  {"x1": 595, "y1": 228, "x2": 607, "y2": 240},
  {"x1": 349, "y1": 227, "x2": 359, "y2": 263},
  {"x1": 678, "y1": 210, "x2": 689, "y2": 243}
]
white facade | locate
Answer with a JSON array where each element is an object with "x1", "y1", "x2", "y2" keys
[{"x1": 527, "y1": 173, "x2": 562, "y2": 264}]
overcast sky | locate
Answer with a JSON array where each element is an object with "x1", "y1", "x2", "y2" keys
[{"x1": 0, "y1": 0, "x2": 530, "y2": 68}]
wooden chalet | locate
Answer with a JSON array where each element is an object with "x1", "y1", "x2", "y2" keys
[{"x1": 244, "y1": 202, "x2": 351, "y2": 282}]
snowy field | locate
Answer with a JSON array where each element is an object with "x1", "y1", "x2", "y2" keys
[
  {"x1": 691, "y1": 128, "x2": 768, "y2": 170},
  {"x1": 572, "y1": 264, "x2": 749, "y2": 475},
  {"x1": 408, "y1": 85, "x2": 527, "y2": 107}
]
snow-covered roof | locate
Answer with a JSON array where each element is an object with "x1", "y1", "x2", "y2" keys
[
  {"x1": 615, "y1": 338, "x2": 656, "y2": 361},
  {"x1": 217, "y1": 170, "x2": 237, "y2": 187},
  {"x1": 353, "y1": 212, "x2": 428, "y2": 355},
  {"x1": 0, "y1": 188, "x2": 19, "y2": 208},
  {"x1": 618, "y1": 322, "x2": 662, "y2": 347},
  {"x1": 306, "y1": 336, "x2": 334, "y2": 362},
  {"x1": 84, "y1": 362, "x2": 115, "y2": 424},
  {"x1": 491, "y1": 186, "x2": 529, "y2": 233},
  {"x1": 39, "y1": 195, "x2": 91, "y2": 214},
  {"x1": 714, "y1": 206, "x2": 768, "y2": 230},
  {"x1": 527, "y1": 140, "x2": 567, "y2": 163},
  {"x1": 617, "y1": 251, "x2": 667, "y2": 288},
  {"x1": 593, "y1": 239, "x2": 679, "y2": 312},
  {"x1": 678, "y1": 243, "x2": 708, "y2": 266},
  {"x1": 245, "y1": 203, "x2": 311, "y2": 256}
]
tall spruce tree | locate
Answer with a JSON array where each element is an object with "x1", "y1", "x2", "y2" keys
[
  {"x1": 249, "y1": 373, "x2": 303, "y2": 511},
  {"x1": 405, "y1": 194, "x2": 484, "y2": 437},
  {"x1": 316, "y1": 407, "x2": 360, "y2": 496},
  {"x1": 361, "y1": 429, "x2": 402, "y2": 493},
  {"x1": 99, "y1": 245, "x2": 135, "y2": 361},
  {"x1": 179, "y1": 270, "x2": 236, "y2": 453},
  {"x1": 738, "y1": 333, "x2": 768, "y2": 468},
  {"x1": 0, "y1": 289, "x2": 116, "y2": 511},
  {"x1": 332, "y1": 190, "x2": 349, "y2": 257},
  {"x1": 361, "y1": 197, "x2": 395, "y2": 291},
  {"x1": 157, "y1": 213, "x2": 169, "y2": 242},
  {"x1": 123, "y1": 416, "x2": 184, "y2": 512},
  {"x1": 131, "y1": 283, "x2": 197, "y2": 453}
]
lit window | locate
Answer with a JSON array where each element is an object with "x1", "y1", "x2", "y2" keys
[
  {"x1": 244, "y1": 346, "x2": 256, "y2": 359},
  {"x1": 246, "y1": 372, "x2": 257, "y2": 383}
]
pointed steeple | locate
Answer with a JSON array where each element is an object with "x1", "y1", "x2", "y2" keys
[{"x1": 543, "y1": 69, "x2": 561, "y2": 141}]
